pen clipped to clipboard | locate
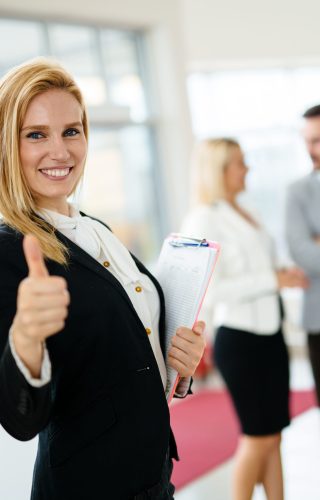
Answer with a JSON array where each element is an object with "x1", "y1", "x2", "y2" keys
[{"x1": 155, "y1": 234, "x2": 220, "y2": 404}]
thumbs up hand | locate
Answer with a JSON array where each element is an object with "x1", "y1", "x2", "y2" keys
[
  {"x1": 24, "y1": 233, "x2": 50, "y2": 279},
  {"x1": 11, "y1": 235, "x2": 70, "y2": 377}
]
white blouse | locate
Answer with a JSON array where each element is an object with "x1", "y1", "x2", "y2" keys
[{"x1": 10, "y1": 205, "x2": 172, "y2": 390}]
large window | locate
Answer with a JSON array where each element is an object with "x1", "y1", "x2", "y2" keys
[
  {"x1": 0, "y1": 18, "x2": 161, "y2": 262},
  {"x1": 188, "y1": 67, "x2": 320, "y2": 261}
]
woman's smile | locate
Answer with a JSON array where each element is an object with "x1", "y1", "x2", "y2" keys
[{"x1": 39, "y1": 166, "x2": 74, "y2": 180}]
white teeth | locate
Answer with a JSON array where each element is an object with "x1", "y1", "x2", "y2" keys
[{"x1": 41, "y1": 168, "x2": 70, "y2": 177}]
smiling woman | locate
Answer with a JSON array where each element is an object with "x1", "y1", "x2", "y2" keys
[
  {"x1": 0, "y1": 58, "x2": 206, "y2": 500},
  {"x1": 0, "y1": 59, "x2": 89, "y2": 264},
  {"x1": 19, "y1": 89, "x2": 87, "y2": 215}
]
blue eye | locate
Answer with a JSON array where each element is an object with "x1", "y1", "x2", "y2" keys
[
  {"x1": 27, "y1": 132, "x2": 44, "y2": 140},
  {"x1": 64, "y1": 128, "x2": 79, "y2": 137}
]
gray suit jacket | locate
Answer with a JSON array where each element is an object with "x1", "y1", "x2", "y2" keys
[{"x1": 285, "y1": 172, "x2": 320, "y2": 332}]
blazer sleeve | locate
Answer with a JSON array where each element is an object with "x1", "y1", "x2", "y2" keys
[
  {"x1": 285, "y1": 184, "x2": 320, "y2": 276},
  {"x1": 0, "y1": 234, "x2": 52, "y2": 441}
]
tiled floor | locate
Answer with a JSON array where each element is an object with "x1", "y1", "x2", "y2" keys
[{"x1": 176, "y1": 356, "x2": 319, "y2": 500}]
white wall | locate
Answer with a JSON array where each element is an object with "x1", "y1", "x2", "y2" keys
[
  {"x1": 181, "y1": 0, "x2": 320, "y2": 70},
  {"x1": 0, "y1": 0, "x2": 173, "y2": 27}
]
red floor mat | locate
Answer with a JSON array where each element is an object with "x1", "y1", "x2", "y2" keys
[{"x1": 170, "y1": 389, "x2": 316, "y2": 490}]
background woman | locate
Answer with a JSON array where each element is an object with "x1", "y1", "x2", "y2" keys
[
  {"x1": 0, "y1": 58, "x2": 205, "y2": 500},
  {"x1": 181, "y1": 138, "x2": 308, "y2": 500}
]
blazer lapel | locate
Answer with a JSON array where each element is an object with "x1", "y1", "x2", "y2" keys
[
  {"x1": 77, "y1": 212, "x2": 167, "y2": 355},
  {"x1": 131, "y1": 255, "x2": 166, "y2": 356},
  {"x1": 218, "y1": 200, "x2": 256, "y2": 236},
  {"x1": 54, "y1": 229, "x2": 139, "y2": 317},
  {"x1": 60, "y1": 233, "x2": 167, "y2": 356}
]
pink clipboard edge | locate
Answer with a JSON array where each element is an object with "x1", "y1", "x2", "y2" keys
[{"x1": 166, "y1": 235, "x2": 221, "y2": 405}]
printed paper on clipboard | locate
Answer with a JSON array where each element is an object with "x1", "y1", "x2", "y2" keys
[{"x1": 155, "y1": 233, "x2": 220, "y2": 404}]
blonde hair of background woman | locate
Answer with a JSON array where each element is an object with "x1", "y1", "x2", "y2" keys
[
  {"x1": 0, "y1": 58, "x2": 88, "y2": 264},
  {"x1": 190, "y1": 137, "x2": 240, "y2": 206}
]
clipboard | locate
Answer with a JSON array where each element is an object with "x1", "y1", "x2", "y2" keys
[{"x1": 155, "y1": 233, "x2": 220, "y2": 404}]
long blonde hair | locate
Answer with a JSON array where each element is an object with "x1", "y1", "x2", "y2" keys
[
  {"x1": 190, "y1": 138, "x2": 240, "y2": 206},
  {"x1": 0, "y1": 58, "x2": 88, "y2": 264}
]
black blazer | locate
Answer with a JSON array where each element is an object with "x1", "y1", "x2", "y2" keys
[{"x1": 0, "y1": 218, "x2": 180, "y2": 500}]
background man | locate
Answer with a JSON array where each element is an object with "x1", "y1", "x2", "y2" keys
[{"x1": 286, "y1": 105, "x2": 320, "y2": 405}]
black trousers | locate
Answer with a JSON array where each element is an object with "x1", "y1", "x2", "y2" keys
[
  {"x1": 133, "y1": 451, "x2": 175, "y2": 499},
  {"x1": 307, "y1": 332, "x2": 320, "y2": 406}
]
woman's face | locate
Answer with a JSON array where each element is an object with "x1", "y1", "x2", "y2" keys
[
  {"x1": 224, "y1": 146, "x2": 248, "y2": 197},
  {"x1": 19, "y1": 89, "x2": 87, "y2": 213}
]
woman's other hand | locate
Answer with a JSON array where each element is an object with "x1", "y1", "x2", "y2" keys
[
  {"x1": 276, "y1": 267, "x2": 309, "y2": 289},
  {"x1": 168, "y1": 321, "x2": 206, "y2": 377},
  {"x1": 11, "y1": 235, "x2": 70, "y2": 377}
]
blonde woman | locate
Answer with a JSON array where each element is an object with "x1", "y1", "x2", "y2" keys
[
  {"x1": 0, "y1": 59, "x2": 206, "y2": 500},
  {"x1": 181, "y1": 138, "x2": 308, "y2": 500}
]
